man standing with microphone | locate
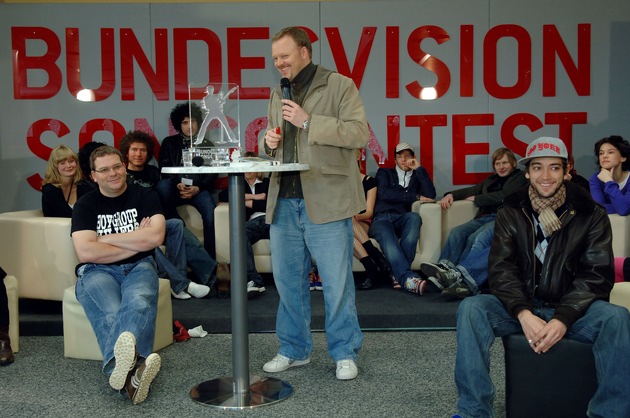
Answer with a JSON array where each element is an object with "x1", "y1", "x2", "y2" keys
[{"x1": 260, "y1": 26, "x2": 369, "y2": 380}]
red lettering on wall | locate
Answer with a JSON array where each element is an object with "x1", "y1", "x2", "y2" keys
[
  {"x1": 66, "y1": 28, "x2": 116, "y2": 101},
  {"x1": 484, "y1": 25, "x2": 532, "y2": 99},
  {"x1": 79, "y1": 118, "x2": 127, "y2": 149},
  {"x1": 406, "y1": 25, "x2": 451, "y2": 99},
  {"x1": 544, "y1": 111, "x2": 588, "y2": 151},
  {"x1": 406, "y1": 115, "x2": 448, "y2": 178},
  {"x1": 173, "y1": 28, "x2": 223, "y2": 100},
  {"x1": 227, "y1": 27, "x2": 269, "y2": 100},
  {"x1": 12, "y1": 27, "x2": 62, "y2": 99},
  {"x1": 500, "y1": 113, "x2": 543, "y2": 157},
  {"x1": 120, "y1": 28, "x2": 169, "y2": 101},
  {"x1": 452, "y1": 114, "x2": 493, "y2": 184},
  {"x1": 326, "y1": 27, "x2": 376, "y2": 89},
  {"x1": 26, "y1": 118, "x2": 71, "y2": 190},
  {"x1": 542, "y1": 24, "x2": 590, "y2": 97},
  {"x1": 385, "y1": 26, "x2": 400, "y2": 98}
]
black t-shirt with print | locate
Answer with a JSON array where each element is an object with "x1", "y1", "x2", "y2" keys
[
  {"x1": 126, "y1": 165, "x2": 160, "y2": 189},
  {"x1": 71, "y1": 184, "x2": 163, "y2": 266}
]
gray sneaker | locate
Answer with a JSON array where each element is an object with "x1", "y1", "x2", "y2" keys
[
  {"x1": 442, "y1": 284, "x2": 472, "y2": 299},
  {"x1": 421, "y1": 262, "x2": 461, "y2": 289},
  {"x1": 263, "y1": 354, "x2": 310, "y2": 372}
]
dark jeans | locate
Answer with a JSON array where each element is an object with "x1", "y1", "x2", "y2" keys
[{"x1": 156, "y1": 178, "x2": 217, "y2": 258}]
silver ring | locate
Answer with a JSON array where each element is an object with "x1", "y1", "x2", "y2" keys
[{"x1": 528, "y1": 339, "x2": 533, "y2": 344}]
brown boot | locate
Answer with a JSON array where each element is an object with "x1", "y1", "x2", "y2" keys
[{"x1": 0, "y1": 329, "x2": 14, "y2": 366}]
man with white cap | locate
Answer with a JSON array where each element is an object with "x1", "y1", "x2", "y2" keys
[
  {"x1": 369, "y1": 142, "x2": 436, "y2": 295},
  {"x1": 451, "y1": 137, "x2": 630, "y2": 418}
]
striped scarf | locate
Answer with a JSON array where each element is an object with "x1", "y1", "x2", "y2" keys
[{"x1": 529, "y1": 184, "x2": 566, "y2": 237}]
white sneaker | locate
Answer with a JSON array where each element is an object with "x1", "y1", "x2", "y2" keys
[
  {"x1": 187, "y1": 282, "x2": 210, "y2": 298},
  {"x1": 247, "y1": 281, "x2": 266, "y2": 294},
  {"x1": 110, "y1": 332, "x2": 137, "y2": 390},
  {"x1": 170, "y1": 289, "x2": 191, "y2": 300},
  {"x1": 336, "y1": 359, "x2": 358, "y2": 380},
  {"x1": 263, "y1": 354, "x2": 310, "y2": 373}
]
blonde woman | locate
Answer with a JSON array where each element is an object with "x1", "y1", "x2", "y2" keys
[{"x1": 41, "y1": 145, "x2": 90, "y2": 217}]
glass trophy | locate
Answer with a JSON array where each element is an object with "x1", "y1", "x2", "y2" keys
[{"x1": 187, "y1": 82, "x2": 241, "y2": 166}]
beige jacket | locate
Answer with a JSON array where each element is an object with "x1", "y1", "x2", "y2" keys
[{"x1": 261, "y1": 66, "x2": 369, "y2": 224}]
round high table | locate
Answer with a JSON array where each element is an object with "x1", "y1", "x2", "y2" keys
[{"x1": 162, "y1": 162, "x2": 309, "y2": 409}]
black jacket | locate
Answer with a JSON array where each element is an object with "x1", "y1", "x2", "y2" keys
[
  {"x1": 448, "y1": 169, "x2": 527, "y2": 217},
  {"x1": 489, "y1": 181, "x2": 614, "y2": 329},
  {"x1": 158, "y1": 134, "x2": 216, "y2": 191}
]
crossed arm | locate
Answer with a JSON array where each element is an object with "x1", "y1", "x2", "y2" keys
[{"x1": 72, "y1": 214, "x2": 166, "y2": 264}]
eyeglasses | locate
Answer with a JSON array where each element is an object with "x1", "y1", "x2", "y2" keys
[{"x1": 93, "y1": 163, "x2": 125, "y2": 174}]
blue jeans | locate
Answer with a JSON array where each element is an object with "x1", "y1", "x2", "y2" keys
[
  {"x1": 269, "y1": 198, "x2": 363, "y2": 362},
  {"x1": 155, "y1": 219, "x2": 189, "y2": 293},
  {"x1": 156, "y1": 178, "x2": 217, "y2": 258},
  {"x1": 75, "y1": 256, "x2": 159, "y2": 376},
  {"x1": 440, "y1": 215, "x2": 495, "y2": 292},
  {"x1": 246, "y1": 215, "x2": 269, "y2": 286},
  {"x1": 156, "y1": 220, "x2": 217, "y2": 292},
  {"x1": 455, "y1": 294, "x2": 630, "y2": 418},
  {"x1": 369, "y1": 211, "x2": 421, "y2": 286},
  {"x1": 183, "y1": 227, "x2": 217, "y2": 288}
]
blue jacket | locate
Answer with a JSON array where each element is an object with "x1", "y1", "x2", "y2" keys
[{"x1": 373, "y1": 166, "x2": 436, "y2": 216}]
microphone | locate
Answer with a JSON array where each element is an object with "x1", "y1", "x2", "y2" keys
[
  {"x1": 192, "y1": 156, "x2": 205, "y2": 167},
  {"x1": 280, "y1": 78, "x2": 292, "y2": 100}
]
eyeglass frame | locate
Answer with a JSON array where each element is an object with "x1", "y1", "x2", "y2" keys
[{"x1": 92, "y1": 163, "x2": 126, "y2": 174}]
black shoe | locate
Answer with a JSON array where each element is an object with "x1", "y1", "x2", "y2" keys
[
  {"x1": 356, "y1": 277, "x2": 373, "y2": 290},
  {"x1": 0, "y1": 333, "x2": 14, "y2": 366}
]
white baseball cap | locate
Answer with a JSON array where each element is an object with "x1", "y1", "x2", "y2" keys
[
  {"x1": 518, "y1": 137, "x2": 568, "y2": 166},
  {"x1": 395, "y1": 142, "x2": 415, "y2": 155}
]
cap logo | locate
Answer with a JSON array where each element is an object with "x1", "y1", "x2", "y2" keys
[{"x1": 526, "y1": 142, "x2": 561, "y2": 157}]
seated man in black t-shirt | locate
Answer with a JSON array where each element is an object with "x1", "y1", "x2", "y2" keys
[{"x1": 71, "y1": 146, "x2": 164, "y2": 404}]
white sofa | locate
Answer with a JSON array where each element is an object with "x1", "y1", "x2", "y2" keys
[
  {"x1": 63, "y1": 278, "x2": 173, "y2": 360},
  {"x1": 609, "y1": 214, "x2": 630, "y2": 258},
  {"x1": 179, "y1": 201, "x2": 444, "y2": 273},
  {"x1": 0, "y1": 210, "x2": 78, "y2": 301}
]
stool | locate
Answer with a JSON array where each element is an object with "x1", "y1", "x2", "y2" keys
[
  {"x1": 63, "y1": 278, "x2": 173, "y2": 360},
  {"x1": 4, "y1": 275, "x2": 19, "y2": 352},
  {"x1": 502, "y1": 334, "x2": 597, "y2": 418}
]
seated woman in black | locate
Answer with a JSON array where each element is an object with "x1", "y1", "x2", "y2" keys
[{"x1": 41, "y1": 145, "x2": 91, "y2": 217}]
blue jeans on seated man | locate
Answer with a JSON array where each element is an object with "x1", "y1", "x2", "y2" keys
[
  {"x1": 156, "y1": 220, "x2": 218, "y2": 293},
  {"x1": 439, "y1": 215, "x2": 495, "y2": 293},
  {"x1": 156, "y1": 178, "x2": 217, "y2": 258},
  {"x1": 368, "y1": 211, "x2": 422, "y2": 286},
  {"x1": 269, "y1": 198, "x2": 363, "y2": 363},
  {"x1": 246, "y1": 215, "x2": 270, "y2": 287},
  {"x1": 454, "y1": 294, "x2": 630, "y2": 418},
  {"x1": 75, "y1": 256, "x2": 159, "y2": 376}
]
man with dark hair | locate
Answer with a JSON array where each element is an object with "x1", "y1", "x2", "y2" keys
[
  {"x1": 452, "y1": 137, "x2": 630, "y2": 418},
  {"x1": 260, "y1": 26, "x2": 368, "y2": 380},
  {"x1": 72, "y1": 146, "x2": 164, "y2": 404},
  {"x1": 368, "y1": 142, "x2": 436, "y2": 295},
  {"x1": 157, "y1": 102, "x2": 218, "y2": 258},
  {"x1": 119, "y1": 130, "x2": 226, "y2": 300}
]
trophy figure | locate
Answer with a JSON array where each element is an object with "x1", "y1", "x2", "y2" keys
[{"x1": 194, "y1": 85, "x2": 239, "y2": 145}]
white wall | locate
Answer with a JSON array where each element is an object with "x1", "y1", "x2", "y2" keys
[{"x1": 1, "y1": 0, "x2": 629, "y2": 212}]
